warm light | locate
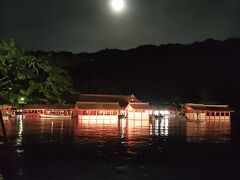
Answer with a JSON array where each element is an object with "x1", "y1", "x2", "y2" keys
[
  {"x1": 164, "y1": 110, "x2": 170, "y2": 115},
  {"x1": 154, "y1": 110, "x2": 159, "y2": 116},
  {"x1": 160, "y1": 110, "x2": 170, "y2": 116},
  {"x1": 111, "y1": 0, "x2": 125, "y2": 12}
]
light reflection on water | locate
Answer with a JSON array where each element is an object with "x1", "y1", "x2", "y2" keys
[
  {"x1": 185, "y1": 119, "x2": 231, "y2": 143},
  {"x1": 150, "y1": 118, "x2": 169, "y2": 137},
  {"x1": 1, "y1": 118, "x2": 232, "y2": 146},
  {"x1": 0, "y1": 117, "x2": 233, "y2": 179}
]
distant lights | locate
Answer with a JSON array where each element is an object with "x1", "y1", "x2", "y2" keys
[
  {"x1": 154, "y1": 110, "x2": 160, "y2": 116},
  {"x1": 18, "y1": 96, "x2": 27, "y2": 105},
  {"x1": 159, "y1": 110, "x2": 170, "y2": 116}
]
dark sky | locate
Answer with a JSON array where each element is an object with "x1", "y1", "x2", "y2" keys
[{"x1": 1, "y1": 0, "x2": 240, "y2": 52}]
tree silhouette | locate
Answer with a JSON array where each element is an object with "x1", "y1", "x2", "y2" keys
[{"x1": 0, "y1": 39, "x2": 74, "y2": 104}]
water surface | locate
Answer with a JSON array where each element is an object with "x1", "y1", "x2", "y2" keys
[{"x1": 1, "y1": 117, "x2": 240, "y2": 179}]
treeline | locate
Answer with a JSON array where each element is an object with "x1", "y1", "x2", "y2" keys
[
  {"x1": 0, "y1": 40, "x2": 75, "y2": 105},
  {"x1": 2, "y1": 38, "x2": 240, "y2": 110},
  {"x1": 31, "y1": 38, "x2": 240, "y2": 110}
]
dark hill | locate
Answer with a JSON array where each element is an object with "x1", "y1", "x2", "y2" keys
[{"x1": 31, "y1": 38, "x2": 240, "y2": 109}]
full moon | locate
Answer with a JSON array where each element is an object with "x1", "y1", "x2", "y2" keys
[{"x1": 111, "y1": 0, "x2": 125, "y2": 12}]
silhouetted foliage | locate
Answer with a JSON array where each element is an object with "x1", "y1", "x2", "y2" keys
[
  {"x1": 31, "y1": 38, "x2": 240, "y2": 110},
  {"x1": 0, "y1": 40, "x2": 74, "y2": 104}
]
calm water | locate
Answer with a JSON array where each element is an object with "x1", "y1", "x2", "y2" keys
[{"x1": 1, "y1": 117, "x2": 240, "y2": 180}]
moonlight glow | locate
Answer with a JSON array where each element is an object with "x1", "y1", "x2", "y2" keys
[{"x1": 111, "y1": 0, "x2": 125, "y2": 12}]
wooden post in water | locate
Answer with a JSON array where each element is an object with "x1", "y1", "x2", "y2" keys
[{"x1": 0, "y1": 110, "x2": 7, "y2": 141}]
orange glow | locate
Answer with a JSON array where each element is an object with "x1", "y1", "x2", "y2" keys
[
  {"x1": 186, "y1": 120, "x2": 231, "y2": 143},
  {"x1": 81, "y1": 118, "x2": 118, "y2": 125},
  {"x1": 76, "y1": 117, "x2": 150, "y2": 141}
]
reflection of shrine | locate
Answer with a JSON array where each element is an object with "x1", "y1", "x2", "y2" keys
[
  {"x1": 76, "y1": 118, "x2": 120, "y2": 139},
  {"x1": 2, "y1": 118, "x2": 74, "y2": 144},
  {"x1": 76, "y1": 118, "x2": 151, "y2": 140},
  {"x1": 2, "y1": 116, "x2": 232, "y2": 147},
  {"x1": 185, "y1": 120, "x2": 231, "y2": 143},
  {"x1": 79, "y1": 118, "x2": 119, "y2": 125},
  {"x1": 120, "y1": 118, "x2": 150, "y2": 139},
  {"x1": 150, "y1": 118, "x2": 169, "y2": 136}
]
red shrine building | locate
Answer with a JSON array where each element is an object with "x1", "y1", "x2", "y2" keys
[
  {"x1": 18, "y1": 104, "x2": 73, "y2": 119},
  {"x1": 0, "y1": 105, "x2": 12, "y2": 116},
  {"x1": 184, "y1": 103, "x2": 233, "y2": 121},
  {"x1": 126, "y1": 102, "x2": 152, "y2": 119},
  {"x1": 75, "y1": 94, "x2": 153, "y2": 120}
]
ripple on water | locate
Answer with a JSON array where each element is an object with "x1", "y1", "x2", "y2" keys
[
  {"x1": 16, "y1": 149, "x2": 24, "y2": 154},
  {"x1": 0, "y1": 118, "x2": 236, "y2": 179}
]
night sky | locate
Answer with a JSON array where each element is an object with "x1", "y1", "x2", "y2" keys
[{"x1": 1, "y1": 0, "x2": 240, "y2": 52}]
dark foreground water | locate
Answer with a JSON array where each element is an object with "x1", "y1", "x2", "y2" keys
[{"x1": 1, "y1": 116, "x2": 240, "y2": 180}]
